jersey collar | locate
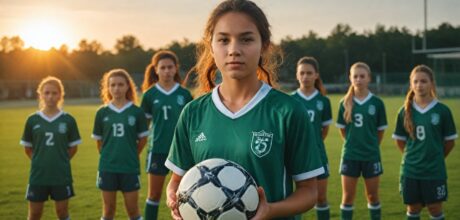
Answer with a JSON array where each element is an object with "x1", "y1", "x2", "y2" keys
[
  {"x1": 353, "y1": 92, "x2": 373, "y2": 105},
  {"x1": 413, "y1": 99, "x2": 438, "y2": 114},
  {"x1": 212, "y1": 82, "x2": 271, "y2": 119},
  {"x1": 37, "y1": 110, "x2": 64, "y2": 123},
  {"x1": 156, "y1": 83, "x2": 179, "y2": 95},
  {"x1": 296, "y1": 89, "x2": 318, "y2": 101},
  {"x1": 108, "y1": 101, "x2": 133, "y2": 113}
]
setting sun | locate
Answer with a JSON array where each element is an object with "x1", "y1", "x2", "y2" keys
[{"x1": 18, "y1": 19, "x2": 69, "y2": 50}]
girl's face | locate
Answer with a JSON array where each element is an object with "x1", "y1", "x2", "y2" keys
[
  {"x1": 350, "y1": 67, "x2": 370, "y2": 90},
  {"x1": 40, "y1": 83, "x2": 61, "y2": 108},
  {"x1": 411, "y1": 71, "x2": 433, "y2": 97},
  {"x1": 108, "y1": 76, "x2": 129, "y2": 100},
  {"x1": 156, "y1": 58, "x2": 177, "y2": 84},
  {"x1": 211, "y1": 12, "x2": 262, "y2": 82},
  {"x1": 296, "y1": 64, "x2": 318, "y2": 88}
]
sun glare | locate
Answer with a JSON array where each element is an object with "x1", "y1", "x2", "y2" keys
[{"x1": 19, "y1": 19, "x2": 69, "y2": 51}]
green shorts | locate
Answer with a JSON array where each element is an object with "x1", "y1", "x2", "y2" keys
[
  {"x1": 317, "y1": 164, "x2": 330, "y2": 180},
  {"x1": 340, "y1": 159, "x2": 383, "y2": 178},
  {"x1": 96, "y1": 171, "x2": 140, "y2": 192},
  {"x1": 146, "y1": 152, "x2": 169, "y2": 176},
  {"x1": 25, "y1": 184, "x2": 74, "y2": 202},
  {"x1": 400, "y1": 176, "x2": 447, "y2": 205}
]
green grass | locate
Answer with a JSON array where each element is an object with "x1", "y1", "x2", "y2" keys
[{"x1": 0, "y1": 95, "x2": 459, "y2": 219}]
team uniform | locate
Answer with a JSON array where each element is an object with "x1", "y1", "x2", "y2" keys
[
  {"x1": 392, "y1": 100, "x2": 457, "y2": 205},
  {"x1": 166, "y1": 83, "x2": 324, "y2": 220},
  {"x1": 141, "y1": 83, "x2": 192, "y2": 175},
  {"x1": 92, "y1": 102, "x2": 149, "y2": 192},
  {"x1": 20, "y1": 111, "x2": 81, "y2": 201},
  {"x1": 291, "y1": 89, "x2": 333, "y2": 179},
  {"x1": 336, "y1": 93, "x2": 387, "y2": 178}
]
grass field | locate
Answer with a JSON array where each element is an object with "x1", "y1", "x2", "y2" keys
[{"x1": 0, "y1": 95, "x2": 459, "y2": 219}]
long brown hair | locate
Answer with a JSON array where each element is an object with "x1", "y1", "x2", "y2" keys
[
  {"x1": 142, "y1": 50, "x2": 181, "y2": 92},
  {"x1": 100, "y1": 69, "x2": 138, "y2": 104},
  {"x1": 188, "y1": 0, "x2": 281, "y2": 95},
  {"x1": 37, "y1": 76, "x2": 65, "y2": 109},
  {"x1": 403, "y1": 65, "x2": 437, "y2": 139},
  {"x1": 297, "y1": 56, "x2": 326, "y2": 95},
  {"x1": 343, "y1": 62, "x2": 371, "y2": 123}
]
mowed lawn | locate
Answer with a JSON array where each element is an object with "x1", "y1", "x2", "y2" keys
[{"x1": 0, "y1": 95, "x2": 459, "y2": 219}]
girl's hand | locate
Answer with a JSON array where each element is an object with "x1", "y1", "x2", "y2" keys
[
  {"x1": 251, "y1": 187, "x2": 271, "y2": 220},
  {"x1": 166, "y1": 174, "x2": 183, "y2": 220}
]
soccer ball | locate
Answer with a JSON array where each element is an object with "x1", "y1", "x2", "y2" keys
[{"x1": 177, "y1": 158, "x2": 259, "y2": 220}]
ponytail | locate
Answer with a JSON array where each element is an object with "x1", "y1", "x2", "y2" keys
[
  {"x1": 403, "y1": 90, "x2": 415, "y2": 139},
  {"x1": 343, "y1": 85, "x2": 355, "y2": 123}
]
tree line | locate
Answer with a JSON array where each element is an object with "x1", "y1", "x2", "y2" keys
[{"x1": 1, "y1": 23, "x2": 459, "y2": 84}]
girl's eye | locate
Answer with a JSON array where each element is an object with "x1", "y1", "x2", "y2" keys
[
  {"x1": 218, "y1": 38, "x2": 229, "y2": 43},
  {"x1": 242, "y1": 37, "x2": 254, "y2": 43}
]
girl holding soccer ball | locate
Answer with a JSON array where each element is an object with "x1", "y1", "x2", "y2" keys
[
  {"x1": 392, "y1": 65, "x2": 457, "y2": 220},
  {"x1": 20, "y1": 76, "x2": 81, "y2": 220},
  {"x1": 165, "y1": 0, "x2": 324, "y2": 219},
  {"x1": 92, "y1": 69, "x2": 149, "y2": 220}
]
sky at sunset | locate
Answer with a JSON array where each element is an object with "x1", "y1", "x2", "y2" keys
[{"x1": 1, "y1": 0, "x2": 459, "y2": 50}]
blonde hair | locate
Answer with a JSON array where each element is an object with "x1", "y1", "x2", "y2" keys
[
  {"x1": 37, "y1": 76, "x2": 65, "y2": 109},
  {"x1": 343, "y1": 62, "x2": 371, "y2": 123},
  {"x1": 142, "y1": 50, "x2": 182, "y2": 92},
  {"x1": 100, "y1": 69, "x2": 138, "y2": 104},
  {"x1": 404, "y1": 65, "x2": 437, "y2": 139},
  {"x1": 186, "y1": 0, "x2": 281, "y2": 95}
]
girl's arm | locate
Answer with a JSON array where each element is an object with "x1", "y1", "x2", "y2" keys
[
  {"x1": 68, "y1": 146, "x2": 78, "y2": 159},
  {"x1": 339, "y1": 128, "x2": 346, "y2": 139},
  {"x1": 96, "y1": 140, "x2": 103, "y2": 153},
  {"x1": 377, "y1": 130, "x2": 385, "y2": 145},
  {"x1": 166, "y1": 173, "x2": 183, "y2": 220},
  {"x1": 321, "y1": 126, "x2": 329, "y2": 140},
  {"x1": 444, "y1": 140, "x2": 455, "y2": 158},
  {"x1": 137, "y1": 136, "x2": 147, "y2": 155},
  {"x1": 395, "y1": 140, "x2": 406, "y2": 153},
  {"x1": 252, "y1": 178, "x2": 317, "y2": 220},
  {"x1": 24, "y1": 148, "x2": 33, "y2": 159}
]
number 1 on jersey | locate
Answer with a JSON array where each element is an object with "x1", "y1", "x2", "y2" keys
[{"x1": 162, "y1": 105, "x2": 172, "y2": 120}]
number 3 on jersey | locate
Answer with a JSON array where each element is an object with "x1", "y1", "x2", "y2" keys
[
  {"x1": 354, "y1": 113, "x2": 363, "y2": 127},
  {"x1": 112, "y1": 123, "x2": 124, "y2": 137}
]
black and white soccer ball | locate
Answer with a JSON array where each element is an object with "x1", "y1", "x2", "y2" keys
[{"x1": 177, "y1": 158, "x2": 259, "y2": 220}]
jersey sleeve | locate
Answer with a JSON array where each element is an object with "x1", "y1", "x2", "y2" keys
[
  {"x1": 442, "y1": 106, "x2": 458, "y2": 141},
  {"x1": 392, "y1": 107, "x2": 408, "y2": 141},
  {"x1": 67, "y1": 116, "x2": 82, "y2": 147},
  {"x1": 336, "y1": 101, "x2": 346, "y2": 128},
  {"x1": 377, "y1": 99, "x2": 388, "y2": 131},
  {"x1": 92, "y1": 109, "x2": 103, "y2": 140},
  {"x1": 285, "y1": 106, "x2": 324, "y2": 182},
  {"x1": 20, "y1": 116, "x2": 33, "y2": 147},
  {"x1": 140, "y1": 91, "x2": 153, "y2": 119},
  {"x1": 136, "y1": 109, "x2": 149, "y2": 138},
  {"x1": 322, "y1": 97, "x2": 333, "y2": 126},
  {"x1": 165, "y1": 107, "x2": 194, "y2": 176}
]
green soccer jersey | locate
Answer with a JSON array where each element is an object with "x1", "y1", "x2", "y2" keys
[
  {"x1": 336, "y1": 93, "x2": 388, "y2": 161},
  {"x1": 20, "y1": 111, "x2": 81, "y2": 185},
  {"x1": 141, "y1": 83, "x2": 192, "y2": 154},
  {"x1": 291, "y1": 89, "x2": 332, "y2": 165},
  {"x1": 92, "y1": 102, "x2": 149, "y2": 174},
  {"x1": 392, "y1": 100, "x2": 458, "y2": 180},
  {"x1": 166, "y1": 83, "x2": 324, "y2": 218}
]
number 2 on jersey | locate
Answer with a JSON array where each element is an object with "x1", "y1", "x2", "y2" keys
[{"x1": 45, "y1": 132, "x2": 54, "y2": 146}]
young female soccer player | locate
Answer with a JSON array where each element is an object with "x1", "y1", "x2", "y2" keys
[
  {"x1": 165, "y1": 1, "x2": 324, "y2": 219},
  {"x1": 92, "y1": 69, "x2": 149, "y2": 220},
  {"x1": 392, "y1": 65, "x2": 457, "y2": 220},
  {"x1": 20, "y1": 76, "x2": 81, "y2": 220},
  {"x1": 291, "y1": 56, "x2": 332, "y2": 220},
  {"x1": 140, "y1": 50, "x2": 192, "y2": 220},
  {"x1": 336, "y1": 62, "x2": 387, "y2": 220}
]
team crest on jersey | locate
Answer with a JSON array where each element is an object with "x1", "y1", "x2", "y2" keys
[
  {"x1": 128, "y1": 116, "x2": 136, "y2": 126},
  {"x1": 58, "y1": 123, "x2": 67, "y2": 134},
  {"x1": 316, "y1": 100, "x2": 324, "y2": 111},
  {"x1": 368, "y1": 105, "x2": 376, "y2": 115},
  {"x1": 251, "y1": 130, "x2": 273, "y2": 158},
  {"x1": 177, "y1": 95, "x2": 185, "y2": 105},
  {"x1": 431, "y1": 113, "x2": 440, "y2": 125}
]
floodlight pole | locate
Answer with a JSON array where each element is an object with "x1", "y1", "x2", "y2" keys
[{"x1": 423, "y1": 0, "x2": 427, "y2": 50}]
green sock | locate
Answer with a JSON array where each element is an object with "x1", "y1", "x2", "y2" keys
[
  {"x1": 315, "y1": 204, "x2": 330, "y2": 220},
  {"x1": 144, "y1": 199, "x2": 159, "y2": 220},
  {"x1": 406, "y1": 212, "x2": 420, "y2": 220},
  {"x1": 430, "y1": 213, "x2": 445, "y2": 220},
  {"x1": 340, "y1": 204, "x2": 353, "y2": 220},
  {"x1": 368, "y1": 203, "x2": 381, "y2": 220}
]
